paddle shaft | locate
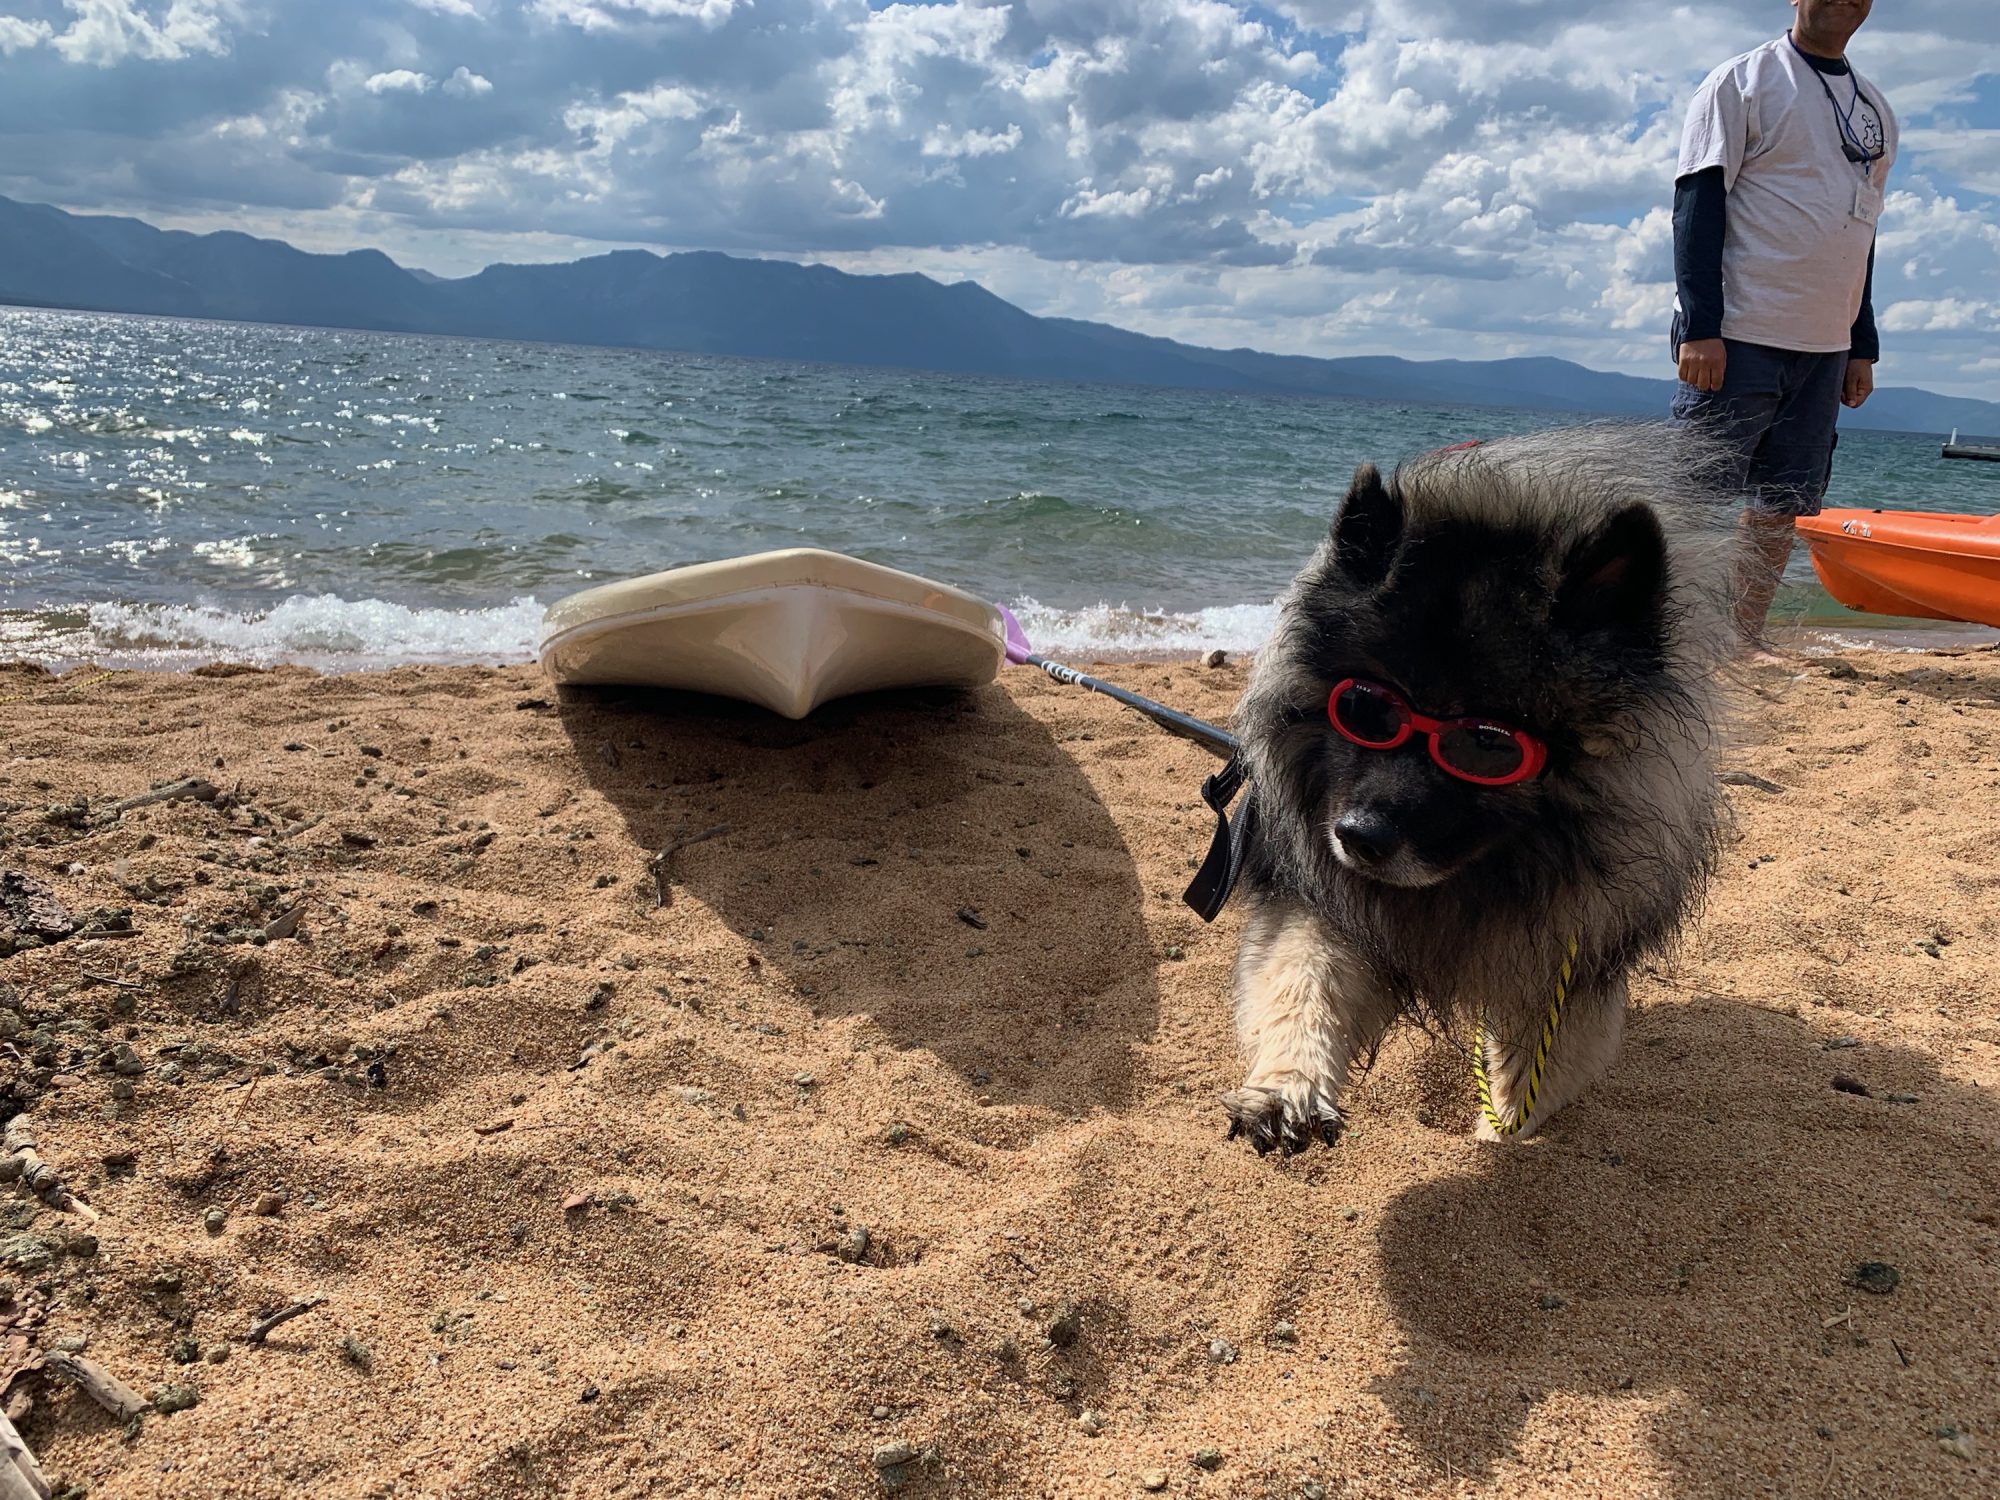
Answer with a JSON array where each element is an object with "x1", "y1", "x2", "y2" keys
[{"x1": 1019, "y1": 653, "x2": 1237, "y2": 759}]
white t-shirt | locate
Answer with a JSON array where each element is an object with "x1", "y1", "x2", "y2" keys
[{"x1": 1678, "y1": 36, "x2": 1896, "y2": 353}]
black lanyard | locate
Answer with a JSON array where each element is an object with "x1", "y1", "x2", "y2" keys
[{"x1": 1788, "y1": 34, "x2": 1882, "y2": 167}]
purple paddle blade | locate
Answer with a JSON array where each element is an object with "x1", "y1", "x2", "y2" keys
[{"x1": 1000, "y1": 605, "x2": 1033, "y2": 665}]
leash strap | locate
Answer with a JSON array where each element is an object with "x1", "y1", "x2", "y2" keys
[{"x1": 1184, "y1": 751, "x2": 1256, "y2": 922}]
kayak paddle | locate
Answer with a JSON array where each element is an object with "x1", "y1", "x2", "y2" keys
[{"x1": 999, "y1": 606, "x2": 1237, "y2": 760}]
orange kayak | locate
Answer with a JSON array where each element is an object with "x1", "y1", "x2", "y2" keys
[{"x1": 1795, "y1": 509, "x2": 2000, "y2": 628}]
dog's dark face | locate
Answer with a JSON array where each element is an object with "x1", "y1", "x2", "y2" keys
[{"x1": 1278, "y1": 460, "x2": 1671, "y2": 890}]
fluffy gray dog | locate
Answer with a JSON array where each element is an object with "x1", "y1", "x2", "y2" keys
[{"x1": 1224, "y1": 424, "x2": 1742, "y2": 1151}]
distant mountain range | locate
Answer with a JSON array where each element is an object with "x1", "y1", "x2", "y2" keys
[{"x1": 3, "y1": 194, "x2": 1995, "y2": 437}]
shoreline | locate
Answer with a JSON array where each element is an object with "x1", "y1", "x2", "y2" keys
[
  {"x1": 2, "y1": 615, "x2": 1995, "y2": 680},
  {"x1": 2, "y1": 652, "x2": 1997, "y2": 1498}
]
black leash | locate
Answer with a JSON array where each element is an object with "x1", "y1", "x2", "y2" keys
[{"x1": 1183, "y1": 750, "x2": 1255, "y2": 922}]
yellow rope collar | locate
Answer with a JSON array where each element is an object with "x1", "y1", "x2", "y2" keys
[{"x1": 1473, "y1": 930, "x2": 1580, "y2": 1137}]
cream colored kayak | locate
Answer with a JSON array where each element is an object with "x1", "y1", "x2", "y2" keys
[{"x1": 538, "y1": 548, "x2": 1008, "y2": 717}]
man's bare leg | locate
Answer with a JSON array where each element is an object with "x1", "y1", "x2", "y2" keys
[{"x1": 1735, "y1": 506, "x2": 1799, "y2": 652}]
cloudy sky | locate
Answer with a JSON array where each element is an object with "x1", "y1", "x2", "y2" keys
[{"x1": 1, "y1": 0, "x2": 1995, "y2": 395}]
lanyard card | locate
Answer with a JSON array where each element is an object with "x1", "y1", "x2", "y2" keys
[{"x1": 1853, "y1": 176, "x2": 1883, "y2": 226}]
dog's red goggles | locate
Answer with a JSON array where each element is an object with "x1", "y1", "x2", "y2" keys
[{"x1": 1328, "y1": 678, "x2": 1548, "y2": 786}]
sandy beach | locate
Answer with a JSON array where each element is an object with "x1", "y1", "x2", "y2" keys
[{"x1": 1, "y1": 647, "x2": 1996, "y2": 1499}]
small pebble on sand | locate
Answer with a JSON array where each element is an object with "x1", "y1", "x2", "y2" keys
[
  {"x1": 837, "y1": 1225, "x2": 872, "y2": 1263},
  {"x1": 1208, "y1": 1337, "x2": 1238, "y2": 1364},
  {"x1": 872, "y1": 1442, "x2": 918, "y2": 1470},
  {"x1": 1139, "y1": 1472, "x2": 1169, "y2": 1492},
  {"x1": 1192, "y1": 1447, "x2": 1224, "y2": 1471},
  {"x1": 1851, "y1": 1261, "x2": 1901, "y2": 1295},
  {"x1": 1937, "y1": 1426, "x2": 1977, "y2": 1461},
  {"x1": 151, "y1": 1383, "x2": 200, "y2": 1414}
]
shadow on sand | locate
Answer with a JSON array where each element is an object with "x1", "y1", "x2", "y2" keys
[
  {"x1": 549, "y1": 679, "x2": 1160, "y2": 1115},
  {"x1": 1372, "y1": 996, "x2": 2000, "y2": 1494}
]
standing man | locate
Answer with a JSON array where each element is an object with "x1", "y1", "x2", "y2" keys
[{"x1": 1670, "y1": 0, "x2": 1895, "y2": 646}]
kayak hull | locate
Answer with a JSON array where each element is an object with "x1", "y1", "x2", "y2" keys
[
  {"x1": 1795, "y1": 509, "x2": 2000, "y2": 630},
  {"x1": 539, "y1": 549, "x2": 1007, "y2": 717}
]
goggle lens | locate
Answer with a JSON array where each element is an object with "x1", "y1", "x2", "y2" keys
[
  {"x1": 1332, "y1": 682, "x2": 1406, "y2": 746},
  {"x1": 1435, "y1": 723, "x2": 1528, "y2": 781}
]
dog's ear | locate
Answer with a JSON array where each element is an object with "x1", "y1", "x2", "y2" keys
[
  {"x1": 1331, "y1": 463, "x2": 1402, "y2": 586},
  {"x1": 1555, "y1": 503, "x2": 1667, "y2": 636}
]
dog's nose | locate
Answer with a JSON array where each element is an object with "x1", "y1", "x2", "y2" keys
[{"x1": 1334, "y1": 808, "x2": 1403, "y2": 867}]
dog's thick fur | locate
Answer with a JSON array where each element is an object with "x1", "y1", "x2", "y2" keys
[{"x1": 1225, "y1": 424, "x2": 1742, "y2": 1150}]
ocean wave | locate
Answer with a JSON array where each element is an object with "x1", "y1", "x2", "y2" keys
[
  {"x1": 4, "y1": 595, "x2": 545, "y2": 671},
  {"x1": 2, "y1": 589, "x2": 1277, "y2": 673},
  {"x1": 1006, "y1": 596, "x2": 1278, "y2": 657}
]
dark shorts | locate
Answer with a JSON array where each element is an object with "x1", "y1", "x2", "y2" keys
[{"x1": 1670, "y1": 339, "x2": 1848, "y2": 518}]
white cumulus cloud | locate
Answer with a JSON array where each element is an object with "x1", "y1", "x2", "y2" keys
[
  {"x1": 442, "y1": 64, "x2": 493, "y2": 97},
  {"x1": 48, "y1": 0, "x2": 242, "y2": 66},
  {"x1": 0, "y1": 15, "x2": 53, "y2": 54},
  {"x1": 365, "y1": 68, "x2": 435, "y2": 94}
]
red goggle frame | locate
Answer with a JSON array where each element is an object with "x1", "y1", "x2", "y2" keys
[{"x1": 1328, "y1": 678, "x2": 1548, "y2": 787}]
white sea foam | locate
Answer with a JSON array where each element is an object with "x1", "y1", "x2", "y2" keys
[
  {"x1": 5, "y1": 590, "x2": 1279, "y2": 673},
  {"x1": 1006, "y1": 596, "x2": 1280, "y2": 658},
  {"x1": 6, "y1": 595, "x2": 546, "y2": 672}
]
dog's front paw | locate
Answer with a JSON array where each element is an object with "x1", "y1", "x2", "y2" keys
[{"x1": 1222, "y1": 1077, "x2": 1345, "y2": 1156}]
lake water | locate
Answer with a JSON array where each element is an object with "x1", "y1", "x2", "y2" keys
[{"x1": 1, "y1": 306, "x2": 1993, "y2": 669}]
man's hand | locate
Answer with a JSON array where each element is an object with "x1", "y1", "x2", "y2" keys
[
  {"x1": 1842, "y1": 358, "x2": 1875, "y2": 409},
  {"x1": 1677, "y1": 338, "x2": 1727, "y2": 392}
]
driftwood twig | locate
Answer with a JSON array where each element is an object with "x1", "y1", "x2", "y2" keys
[
  {"x1": 648, "y1": 825, "x2": 730, "y2": 908},
  {"x1": 40, "y1": 1351, "x2": 148, "y2": 1420},
  {"x1": 0, "y1": 1404, "x2": 51, "y2": 1500},
  {"x1": 110, "y1": 778, "x2": 221, "y2": 816},
  {"x1": 246, "y1": 1295, "x2": 326, "y2": 1345},
  {"x1": 1719, "y1": 770, "x2": 1786, "y2": 794},
  {"x1": 80, "y1": 971, "x2": 144, "y2": 991},
  {"x1": 0, "y1": 1120, "x2": 99, "y2": 1222}
]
